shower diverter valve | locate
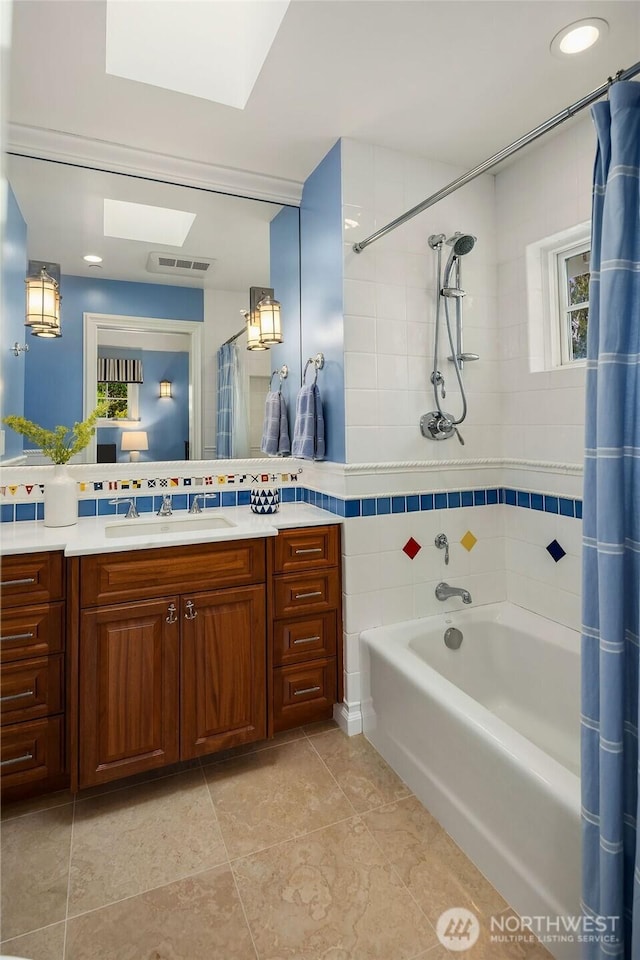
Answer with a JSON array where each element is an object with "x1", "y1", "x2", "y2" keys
[{"x1": 420, "y1": 412, "x2": 464, "y2": 445}]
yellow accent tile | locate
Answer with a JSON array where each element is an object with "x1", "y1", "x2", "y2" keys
[{"x1": 460, "y1": 530, "x2": 477, "y2": 552}]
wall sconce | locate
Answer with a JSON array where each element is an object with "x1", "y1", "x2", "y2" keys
[
  {"x1": 25, "y1": 264, "x2": 62, "y2": 338},
  {"x1": 121, "y1": 430, "x2": 148, "y2": 462},
  {"x1": 159, "y1": 380, "x2": 172, "y2": 398},
  {"x1": 257, "y1": 295, "x2": 283, "y2": 344},
  {"x1": 244, "y1": 286, "x2": 283, "y2": 350}
]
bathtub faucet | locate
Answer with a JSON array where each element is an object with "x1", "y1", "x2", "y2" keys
[{"x1": 435, "y1": 582, "x2": 472, "y2": 604}]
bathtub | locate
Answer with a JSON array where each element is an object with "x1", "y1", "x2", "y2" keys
[{"x1": 360, "y1": 601, "x2": 580, "y2": 951}]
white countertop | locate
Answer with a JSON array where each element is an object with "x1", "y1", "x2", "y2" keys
[{"x1": 0, "y1": 504, "x2": 341, "y2": 557}]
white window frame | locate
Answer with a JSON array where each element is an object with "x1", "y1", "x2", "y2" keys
[
  {"x1": 525, "y1": 221, "x2": 590, "y2": 373},
  {"x1": 96, "y1": 381, "x2": 140, "y2": 425},
  {"x1": 555, "y1": 239, "x2": 590, "y2": 367}
]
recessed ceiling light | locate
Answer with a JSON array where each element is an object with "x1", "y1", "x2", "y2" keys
[
  {"x1": 550, "y1": 18, "x2": 608, "y2": 57},
  {"x1": 103, "y1": 199, "x2": 196, "y2": 246},
  {"x1": 83, "y1": 254, "x2": 103, "y2": 263}
]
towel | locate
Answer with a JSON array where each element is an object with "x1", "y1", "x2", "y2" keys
[
  {"x1": 292, "y1": 383, "x2": 325, "y2": 461},
  {"x1": 260, "y1": 391, "x2": 291, "y2": 456}
]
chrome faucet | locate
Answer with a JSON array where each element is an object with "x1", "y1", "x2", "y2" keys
[
  {"x1": 109, "y1": 497, "x2": 139, "y2": 519},
  {"x1": 157, "y1": 494, "x2": 173, "y2": 517},
  {"x1": 189, "y1": 493, "x2": 219, "y2": 514},
  {"x1": 435, "y1": 582, "x2": 472, "y2": 604}
]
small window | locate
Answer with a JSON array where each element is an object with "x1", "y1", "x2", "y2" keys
[
  {"x1": 97, "y1": 381, "x2": 139, "y2": 421},
  {"x1": 557, "y1": 242, "x2": 590, "y2": 365}
]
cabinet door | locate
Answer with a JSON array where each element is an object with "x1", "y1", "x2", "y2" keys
[
  {"x1": 181, "y1": 585, "x2": 266, "y2": 759},
  {"x1": 79, "y1": 598, "x2": 180, "y2": 788}
]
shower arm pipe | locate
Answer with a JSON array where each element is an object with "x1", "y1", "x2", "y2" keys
[{"x1": 352, "y1": 62, "x2": 640, "y2": 254}]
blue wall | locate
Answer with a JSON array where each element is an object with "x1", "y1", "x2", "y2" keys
[
  {"x1": 97, "y1": 346, "x2": 189, "y2": 462},
  {"x1": 299, "y1": 140, "x2": 345, "y2": 462},
  {"x1": 270, "y1": 204, "x2": 301, "y2": 438},
  {"x1": 24, "y1": 275, "x2": 203, "y2": 431},
  {"x1": 1, "y1": 185, "x2": 27, "y2": 458}
]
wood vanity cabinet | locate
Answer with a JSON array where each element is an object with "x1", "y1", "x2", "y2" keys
[
  {"x1": 0, "y1": 551, "x2": 66, "y2": 801},
  {"x1": 269, "y1": 525, "x2": 342, "y2": 732},
  {"x1": 76, "y1": 540, "x2": 267, "y2": 788}
]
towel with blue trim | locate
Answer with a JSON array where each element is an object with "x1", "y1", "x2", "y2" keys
[
  {"x1": 292, "y1": 383, "x2": 325, "y2": 461},
  {"x1": 260, "y1": 391, "x2": 291, "y2": 456}
]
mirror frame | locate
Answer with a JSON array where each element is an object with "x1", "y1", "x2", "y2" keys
[{"x1": 83, "y1": 312, "x2": 203, "y2": 463}]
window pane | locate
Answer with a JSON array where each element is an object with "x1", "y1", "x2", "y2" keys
[
  {"x1": 566, "y1": 250, "x2": 590, "y2": 306},
  {"x1": 569, "y1": 307, "x2": 589, "y2": 360}
]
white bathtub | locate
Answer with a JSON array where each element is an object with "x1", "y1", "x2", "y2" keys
[{"x1": 360, "y1": 601, "x2": 581, "y2": 949}]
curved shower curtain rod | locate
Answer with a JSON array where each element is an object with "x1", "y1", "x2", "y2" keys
[{"x1": 353, "y1": 61, "x2": 640, "y2": 254}]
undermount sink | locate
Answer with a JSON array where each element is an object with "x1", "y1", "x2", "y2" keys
[{"x1": 105, "y1": 512, "x2": 237, "y2": 538}]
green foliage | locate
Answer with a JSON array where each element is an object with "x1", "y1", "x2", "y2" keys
[
  {"x1": 3, "y1": 405, "x2": 107, "y2": 464},
  {"x1": 97, "y1": 381, "x2": 129, "y2": 419}
]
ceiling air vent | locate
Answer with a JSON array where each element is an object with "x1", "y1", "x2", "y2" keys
[{"x1": 146, "y1": 252, "x2": 215, "y2": 277}]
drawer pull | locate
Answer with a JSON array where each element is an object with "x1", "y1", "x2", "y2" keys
[
  {"x1": 1, "y1": 690, "x2": 34, "y2": 704},
  {"x1": 294, "y1": 591, "x2": 322, "y2": 600},
  {"x1": 1, "y1": 752, "x2": 34, "y2": 767},
  {"x1": 295, "y1": 548, "x2": 323, "y2": 555},
  {"x1": 1, "y1": 632, "x2": 35, "y2": 642},
  {"x1": 293, "y1": 635, "x2": 321, "y2": 645},
  {"x1": 294, "y1": 685, "x2": 321, "y2": 696},
  {"x1": 1, "y1": 577, "x2": 36, "y2": 588}
]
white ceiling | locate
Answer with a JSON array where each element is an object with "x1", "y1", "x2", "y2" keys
[{"x1": 8, "y1": 0, "x2": 640, "y2": 185}]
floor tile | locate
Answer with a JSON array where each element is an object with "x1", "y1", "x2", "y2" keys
[
  {"x1": 1, "y1": 790, "x2": 74, "y2": 821},
  {"x1": 65, "y1": 866, "x2": 256, "y2": 960},
  {"x1": 199, "y1": 727, "x2": 306, "y2": 766},
  {"x1": 0, "y1": 805, "x2": 73, "y2": 941},
  {"x1": 233, "y1": 816, "x2": 436, "y2": 960},
  {"x1": 362, "y1": 795, "x2": 442, "y2": 860},
  {"x1": 310, "y1": 731, "x2": 412, "y2": 812},
  {"x1": 0, "y1": 922, "x2": 65, "y2": 960},
  {"x1": 303, "y1": 719, "x2": 339, "y2": 737},
  {"x1": 204, "y1": 738, "x2": 354, "y2": 859},
  {"x1": 68, "y1": 768, "x2": 226, "y2": 917}
]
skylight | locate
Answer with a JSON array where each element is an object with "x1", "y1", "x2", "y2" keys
[
  {"x1": 105, "y1": 0, "x2": 290, "y2": 110},
  {"x1": 103, "y1": 200, "x2": 196, "y2": 246}
]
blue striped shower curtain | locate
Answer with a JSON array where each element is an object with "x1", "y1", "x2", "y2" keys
[
  {"x1": 216, "y1": 343, "x2": 235, "y2": 458},
  {"x1": 581, "y1": 81, "x2": 640, "y2": 959}
]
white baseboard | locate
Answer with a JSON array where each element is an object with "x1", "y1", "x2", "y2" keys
[{"x1": 333, "y1": 700, "x2": 362, "y2": 736}]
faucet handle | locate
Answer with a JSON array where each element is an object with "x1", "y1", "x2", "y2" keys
[
  {"x1": 435, "y1": 533, "x2": 449, "y2": 565},
  {"x1": 109, "y1": 497, "x2": 139, "y2": 519}
]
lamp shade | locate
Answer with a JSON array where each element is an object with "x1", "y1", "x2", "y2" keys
[
  {"x1": 25, "y1": 268, "x2": 62, "y2": 337},
  {"x1": 245, "y1": 312, "x2": 268, "y2": 351},
  {"x1": 121, "y1": 431, "x2": 148, "y2": 452},
  {"x1": 257, "y1": 296, "x2": 283, "y2": 344}
]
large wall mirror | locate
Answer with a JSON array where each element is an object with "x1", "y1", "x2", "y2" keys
[{"x1": 3, "y1": 154, "x2": 301, "y2": 464}]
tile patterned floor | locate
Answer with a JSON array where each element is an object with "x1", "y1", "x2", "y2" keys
[{"x1": 1, "y1": 722, "x2": 553, "y2": 960}]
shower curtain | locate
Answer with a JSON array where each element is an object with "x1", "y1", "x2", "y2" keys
[
  {"x1": 216, "y1": 343, "x2": 235, "y2": 458},
  {"x1": 581, "y1": 81, "x2": 640, "y2": 960}
]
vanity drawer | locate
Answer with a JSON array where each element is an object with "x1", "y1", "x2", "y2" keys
[
  {"x1": 0, "y1": 655, "x2": 64, "y2": 725},
  {"x1": 273, "y1": 526, "x2": 339, "y2": 573},
  {"x1": 272, "y1": 570, "x2": 340, "y2": 618},
  {"x1": 273, "y1": 612, "x2": 337, "y2": 666},
  {"x1": 0, "y1": 715, "x2": 64, "y2": 791},
  {"x1": 81, "y1": 539, "x2": 266, "y2": 607},
  {"x1": 0, "y1": 603, "x2": 64, "y2": 663},
  {"x1": 1, "y1": 552, "x2": 64, "y2": 608},
  {"x1": 273, "y1": 659, "x2": 336, "y2": 731}
]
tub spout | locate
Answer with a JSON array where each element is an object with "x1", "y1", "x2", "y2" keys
[{"x1": 435, "y1": 582, "x2": 472, "y2": 604}]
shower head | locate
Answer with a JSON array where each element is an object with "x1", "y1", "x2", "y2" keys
[{"x1": 446, "y1": 233, "x2": 476, "y2": 257}]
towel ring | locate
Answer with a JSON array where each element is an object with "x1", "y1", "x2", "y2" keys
[
  {"x1": 303, "y1": 353, "x2": 325, "y2": 385},
  {"x1": 269, "y1": 364, "x2": 288, "y2": 392}
]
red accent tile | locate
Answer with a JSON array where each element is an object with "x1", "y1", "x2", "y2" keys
[{"x1": 403, "y1": 537, "x2": 422, "y2": 560}]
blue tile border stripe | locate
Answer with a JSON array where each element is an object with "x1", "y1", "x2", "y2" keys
[{"x1": 0, "y1": 486, "x2": 583, "y2": 523}]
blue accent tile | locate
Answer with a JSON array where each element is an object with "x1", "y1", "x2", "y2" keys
[
  {"x1": 517, "y1": 492, "x2": 530, "y2": 509},
  {"x1": 420, "y1": 494, "x2": 433, "y2": 511},
  {"x1": 448, "y1": 492, "x2": 461, "y2": 509},
  {"x1": 498, "y1": 488, "x2": 505, "y2": 504},
  {"x1": 328, "y1": 496, "x2": 338, "y2": 515},
  {"x1": 345, "y1": 499, "x2": 361, "y2": 518},
  {"x1": 544, "y1": 496, "x2": 559, "y2": 514},
  {"x1": 407, "y1": 495, "x2": 420, "y2": 513},
  {"x1": 392, "y1": 496, "x2": 406, "y2": 514},
  {"x1": 487, "y1": 489, "x2": 498, "y2": 505},
  {"x1": 434, "y1": 493, "x2": 447, "y2": 510},
  {"x1": 320, "y1": 493, "x2": 329, "y2": 512},
  {"x1": 546, "y1": 539, "x2": 566, "y2": 562},
  {"x1": 472, "y1": 490, "x2": 485, "y2": 506},
  {"x1": 295, "y1": 487, "x2": 303, "y2": 502},
  {"x1": 281, "y1": 487, "x2": 296, "y2": 503},
  {"x1": 334, "y1": 499, "x2": 346, "y2": 518},
  {"x1": 172, "y1": 494, "x2": 187, "y2": 511},
  {"x1": 136, "y1": 496, "x2": 153, "y2": 513},
  {"x1": 531, "y1": 493, "x2": 544, "y2": 512},
  {"x1": 559, "y1": 498, "x2": 574, "y2": 517},
  {"x1": 98, "y1": 499, "x2": 117, "y2": 516},
  {"x1": 222, "y1": 492, "x2": 236, "y2": 507},
  {"x1": 377, "y1": 497, "x2": 391, "y2": 515},
  {"x1": 576, "y1": 500, "x2": 583, "y2": 519},
  {"x1": 505, "y1": 489, "x2": 516, "y2": 506},
  {"x1": 238, "y1": 490, "x2": 250, "y2": 506},
  {"x1": 37, "y1": 503, "x2": 44, "y2": 521},
  {"x1": 1, "y1": 504, "x2": 15, "y2": 523},
  {"x1": 461, "y1": 491, "x2": 473, "y2": 507},
  {"x1": 204, "y1": 492, "x2": 221, "y2": 508},
  {"x1": 78, "y1": 499, "x2": 97, "y2": 518},
  {"x1": 16, "y1": 503, "x2": 36, "y2": 522},
  {"x1": 362, "y1": 498, "x2": 376, "y2": 517}
]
